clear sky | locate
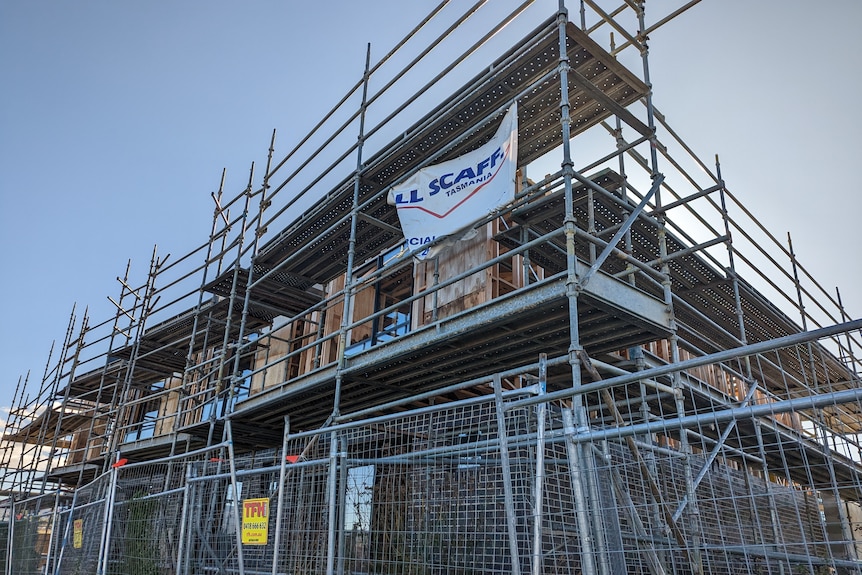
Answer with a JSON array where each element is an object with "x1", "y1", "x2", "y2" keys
[{"x1": 1, "y1": 0, "x2": 860, "y2": 417}]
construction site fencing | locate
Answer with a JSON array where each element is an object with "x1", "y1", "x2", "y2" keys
[
  {"x1": 6, "y1": 353, "x2": 861, "y2": 575},
  {"x1": 7, "y1": 492, "x2": 60, "y2": 575}
]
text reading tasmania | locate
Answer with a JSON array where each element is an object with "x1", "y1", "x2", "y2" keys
[{"x1": 388, "y1": 104, "x2": 518, "y2": 259}]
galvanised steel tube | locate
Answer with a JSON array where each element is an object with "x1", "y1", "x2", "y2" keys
[
  {"x1": 561, "y1": 386, "x2": 862, "y2": 447},
  {"x1": 225, "y1": 421, "x2": 246, "y2": 575},
  {"x1": 228, "y1": 130, "x2": 277, "y2": 428},
  {"x1": 250, "y1": 56, "x2": 560, "y2": 295},
  {"x1": 209, "y1": 177, "x2": 251, "y2": 448},
  {"x1": 557, "y1": 2, "x2": 598, "y2": 572},
  {"x1": 174, "y1": 463, "x2": 193, "y2": 575},
  {"x1": 333, "y1": 44, "x2": 372, "y2": 419},
  {"x1": 5, "y1": 500, "x2": 13, "y2": 575},
  {"x1": 494, "y1": 374, "x2": 523, "y2": 575},
  {"x1": 508, "y1": 318, "x2": 862, "y2": 412},
  {"x1": 252, "y1": 50, "x2": 566, "y2": 296},
  {"x1": 532, "y1": 357, "x2": 548, "y2": 575},
  {"x1": 95, "y1": 459, "x2": 119, "y2": 575},
  {"x1": 324, "y1": 431, "x2": 339, "y2": 575},
  {"x1": 336, "y1": 435, "x2": 349, "y2": 575},
  {"x1": 49, "y1": 488, "x2": 77, "y2": 575},
  {"x1": 324, "y1": 328, "x2": 862, "y2": 455},
  {"x1": 671, "y1": 381, "x2": 760, "y2": 524},
  {"x1": 271, "y1": 416, "x2": 290, "y2": 575},
  {"x1": 578, "y1": 174, "x2": 664, "y2": 291},
  {"x1": 562, "y1": 408, "x2": 598, "y2": 575},
  {"x1": 118, "y1": 440, "x2": 230, "y2": 470},
  {"x1": 790, "y1": 235, "x2": 858, "y2": 568}
]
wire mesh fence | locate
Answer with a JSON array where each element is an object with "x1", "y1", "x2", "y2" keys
[
  {"x1": 54, "y1": 474, "x2": 110, "y2": 575},
  {"x1": 5, "y1": 348, "x2": 862, "y2": 575},
  {"x1": 7, "y1": 493, "x2": 57, "y2": 575}
]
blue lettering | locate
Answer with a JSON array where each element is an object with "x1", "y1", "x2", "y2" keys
[
  {"x1": 454, "y1": 167, "x2": 476, "y2": 185},
  {"x1": 408, "y1": 236, "x2": 436, "y2": 246},
  {"x1": 394, "y1": 189, "x2": 423, "y2": 204},
  {"x1": 490, "y1": 147, "x2": 504, "y2": 169},
  {"x1": 476, "y1": 157, "x2": 490, "y2": 176},
  {"x1": 423, "y1": 145, "x2": 506, "y2": 201},
  {"x1": 428, "y1": 179, "x2": 441, "y2": 196}
]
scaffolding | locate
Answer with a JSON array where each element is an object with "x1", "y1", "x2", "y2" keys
[{"x1": 2, "y1": 1, "x2": 862, "y2": 574}]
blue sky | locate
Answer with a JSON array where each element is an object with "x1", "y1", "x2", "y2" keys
[{"x1": 1, "y1": 0, "x2": 860, "y2": 416}]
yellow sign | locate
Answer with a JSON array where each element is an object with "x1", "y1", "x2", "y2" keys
[
  {"x1": 73, "y1": 519, "x2": 83, "y2": 549},
  {"x1": 241, "y1": 498, "x2": 269, "y2": 545}
]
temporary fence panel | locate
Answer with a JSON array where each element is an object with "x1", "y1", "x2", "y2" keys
[
  {"x1": 17, "y1": 343, "x2": 862, "y2": 575},
  {"x1": 102, "y1": 462, "x2": 187, "y2": 575},
  {"x1": 8, "y1": 493, "x2": 56, "y2": 575}
]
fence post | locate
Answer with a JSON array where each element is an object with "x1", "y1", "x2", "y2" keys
[
  {"x1": 51, "y1": 488, "x2": 79, "y2": 575},
  {"x1": 493, "y1": 373, "x2": 523, "y2": 575},
  {"x1": 226, "y1": 420, "x2": 247, "y2": 575},
  {"x1": 532, "y1": 355, "x2": 548, "y2": 575},
  {"x1": 5, "y1": 498, "x2": 14, "y2": 575},
  {"x1": 272, "y1": 416, "x2": 290, "y2": 575},
  {"x1": 41, "y1": 493, "x2": 58, "y2": 575},
  {"x1": 96, "y1": 458, "x2": 120, "y2": 575},
  {"x1": 325, "y1": 430, "x2": 339, "y2": 575},
  {"x1": 561, "y1": 408, "x2": 598, "y2": 575},
  {"x1": 175, "y1": 462, "x2": 194, "y2": 575}
]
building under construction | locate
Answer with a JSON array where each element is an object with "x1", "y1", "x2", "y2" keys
[{"x1": 3, "y1": 2, "x2": 862, "y2": 574}]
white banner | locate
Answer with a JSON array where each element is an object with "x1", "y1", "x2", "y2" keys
[{"x1": 387, "y1": 103, "x2": 518, "y2": 259}]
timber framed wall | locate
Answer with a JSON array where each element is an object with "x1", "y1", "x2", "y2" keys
[{"x1": 2, "y1": 1, "x2": 862, "y2": 574}]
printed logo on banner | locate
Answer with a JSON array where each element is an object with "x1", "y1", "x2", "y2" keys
[
  {"x1": 388, "y1": 103, "x2": 518, "y2": 259},
  {"x1": 241, "y1": 498, "x2": 269, "y2": 545}
]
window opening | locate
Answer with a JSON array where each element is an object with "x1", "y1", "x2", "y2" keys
[
  {"x1": 346, "y1": 249, "x2": 413, "y2": 356},
  {"x1": 123, "y1": 380, "x2": 164, "y2": 442}
]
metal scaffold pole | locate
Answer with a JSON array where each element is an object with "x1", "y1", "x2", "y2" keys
[
  {"x1": 24, "y1": 306, "x2": 77, "y2": 495},
  {"x1": 533, "y1": 356, "x2": 548, "y2": 575},
  {"x1": 836, "y1": 287, "x2": 860, "y2": 375},
  {"x1": 635, "y1": 0, "x2": 702, "y2": 571},
  {"x1": 41, "y1": 490, "x2": 60, "y2": 575},
  {"x1": 96, "y1": 455, "x2": 120, "y2": 575},
  {"x1": 40, "y1": 309, "x2": 88, "y2": 496},
  {"x1": 325, "y1": 43, "x2": 373, "y2": 575},
  {"x1": 609, "y1": 102, "x2": 669, "y2": 568},
  {"x1": 717, "y1": 155, "x2": 789, "y2": 573},
  {"x1": 4, "y1": 500, "x2": 12, "y2": 575},
  {"x1": 788, "y1": 233, "x2": 859, "y2": 571},
  {"x1": 271, "y1": 416, "x2": 290, "y2": 575},
  {"x1": 0, "y1": 373, "x2": 26, "y2": 498},
  {"x1": 494, "y1": 372, "x2": 523, "y2": 575},
  {"x1": 82, "y1": 260, "x2": 136, "y2": 485},
  {"x1": 173, "y1": 169, "x2": 228, "y2": 457},
  {"x1": 4, "y1": 4, "x2": 862, "y2": 575},
  {"x1": 211, "y1": 165, "x2": 253, "y2": 446},
  {"x1": 228, "y1": 129, "x2": 277, "y2": 428},
  {"x1": 174, "y1": 461, "x2": 193, "y2": 575},
  {"x1": 333, "y1": 42, "x2": 372, "y2": 420},
  {"x1": 50, "y1": 486, "x2": 79, "y2": 575},
  {"x1": 561, "y1": 408, "x2": 597, "y2": 575},
  {"x1": 556, "y1": 2, "x2": 597, "y2": 572},
  {"x1": 108, "y1": 246, "x2": 165, "y2": 460},
  {"x1": 225, "y1": 419, "x2": 246, "y2": 575},
  {"x1": 325, "y1": 429, "x2": 340, "y2": 575}
]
